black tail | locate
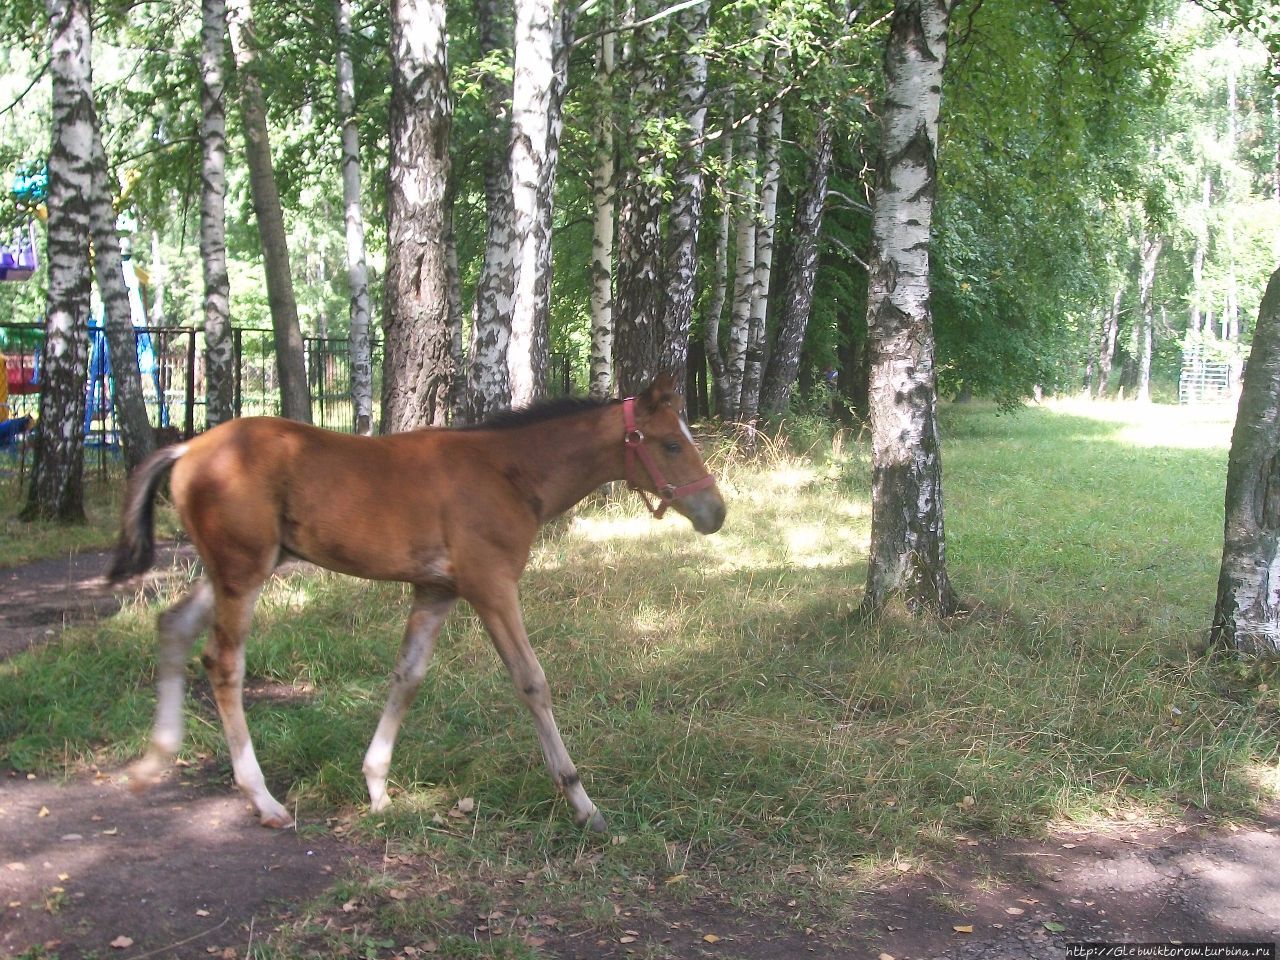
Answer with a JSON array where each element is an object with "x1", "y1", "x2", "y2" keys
[{"x1": 107, "y1": 443, "x2": 188, "y2": 584}]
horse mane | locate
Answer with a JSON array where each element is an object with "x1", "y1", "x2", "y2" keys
[{"x1": 458, "y1": 395, "x2": 619, "y2": 432}]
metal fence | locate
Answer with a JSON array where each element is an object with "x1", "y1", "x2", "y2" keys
[{"x1": 1178, "y1": 346, "x2": 1235, "y2": 404}]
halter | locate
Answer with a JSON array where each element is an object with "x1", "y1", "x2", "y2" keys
[{"x1": 621, "y1": 396, "x2": 717, "y2": 519}]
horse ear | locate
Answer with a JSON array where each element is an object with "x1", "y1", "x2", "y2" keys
[{"x1": 640, "y1": 373, "x2": 679, "y2": 412}]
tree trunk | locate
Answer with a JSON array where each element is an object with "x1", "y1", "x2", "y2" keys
[
  {"x1": 382, "y1": 0, "x2": 453, "y2": 432},
  {"x1": 200, "y1": 0, "x2": 234, "y2": 429},
  {"x1": 760, "y1": 113, "x2": 834, "y2": 416},
  {"x1": 445, "y1": 195, "x2": 464, "y2": 420},
  {"x1": 226, "y1": 0, "x2": 311, "y2": 424},
  {"x1": 658, "y1": 1, "x2": 709, "y2": 393},
  {"x1": 1212, "y1": 266, "x2": 1280, "y2": 655},
  {"x1": 25, "y1": 0, "x2": 93, "y2": 522},
  {"x1": 1136, "y1": 232, "x2": 1162, "y2": 404},
  {"x1": 467, "y1": 0, "x2": 515, "y2": 422},
  {"x1": 509, "y1": 0, "x2": 574, "y2": 406},
  {"x1": 588, "y1": 3, "x2": 616, "y2": 401},
  {"x1": 704, "y1": 104, "x2": 734, "y2": 417},
  {"x1": 1095, "y1": 285, "x2": 1123, "y2": 398},
  {"x1": 862, "y1": 0, "x2": 958, "y2": 617},
  {"x1": 335, "y1": 0, "x2": 373, "y2": 435},
  {"x1": 725, "y1": 115, "x2": 759, "y2": 421},
  {"x1": 612, "y1": 5, "x2": 668, "y2": 397},
  {"x1": 89, "y1": 117, "x2": 155, "y2": 469},
  {"x1": 739, "y1": 97, "x2": 783, "y2": 425}
]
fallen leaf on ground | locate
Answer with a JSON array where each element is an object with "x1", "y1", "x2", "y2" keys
[
  {"x1": 665, "y1": 874, "x2": 686, "y2": 885},
  {"x1": 196, "y1": 908, "x2": 210, "y2": 917},
  {"x1": 110, "y1": 936, "x2": 134, "y2": 949},
  {"x1": 879, "y1": 953, "x2": 896, "y2": 960},
  {"x1": 101, "y1": 828, "x2": 118, "y2": 836},
  {"x1": 619, "y1": 936, "x2": 636, "y2": 943},
  {"x1": 37, "y1": 806, "x2": 50, "y2": 818},
  {"x1": 953, "y1": 925, "x2": 974, "y2": 934},
  {"x1": 702, "y1": 933, "x2": 721, "y2": 943},
  {"x1": 1005, "y1": 907, "x2": 1024, "y2": 915},
  {"x1": 388, "y1": 888, "x2": 409, "y2": 900},
  {"x1": 5, "y1": 863, "x2": 26, "y2": 872},
  {"x1": 1044, "y1": 921, "x2": 1066, "y2": 933}
]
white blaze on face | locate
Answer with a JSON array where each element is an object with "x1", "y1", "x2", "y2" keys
[{"x1": 678, "y1": 415, "x2": 695, "y2": 446}]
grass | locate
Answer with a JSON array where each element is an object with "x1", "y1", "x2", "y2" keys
[
  {"x1": 2, "y1": 399, "x2": 1279, "y2": 951},
  {"x1": 0, "y1": 451, "x2": 129, "y2": 565}
]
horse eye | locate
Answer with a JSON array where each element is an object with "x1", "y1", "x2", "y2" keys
[{"x1": 663, "y1": 440, "x2": 682, "y2": 455}]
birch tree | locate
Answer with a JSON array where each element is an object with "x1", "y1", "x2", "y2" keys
[
  {"x1": 862, "y1": 0, "x2": 959, "y2": 617},
  {"x1": 1135, "y1": 231, "x2": 1162, "y2": 403},
  {"x1": 201, "y1": 0, "x2": 234, "y2": 428},
  {"x1": 226, "y1": 0, "x2": 312, "y2": 424},
  {"x1": 1212, "y1": 265, "x2": 1280, "y2": 655},
  {"x1": 738, "y1": 96, "x2": 783, "y2": 424},
  {"x1": 25, "y1": 0, "x2": 93, "y2": 522},
  {"x1": 382, "y1": 0, "x2": 453, "y2": 432},
  {"x1": 659, "y1": 1, "x2": 709, "y2": 394},
  {"x1": 588, "y1": 3, "x2": 616, "y2": 401},
  {"x1": 335, "y1": 0, "x2": 374, "y2": 435},
  {"x1": 509, "y1": 0, "x2": 574, "y2": 405},
  {"x1": 89, "y1": 119, "x2": 155, "y2": 471},
  {"x1": 467, "y1": 0, "x2": 515, "y2": 421},
  {"x1": 759, "y1": 113, "x2": 835, "y2": 416},
  {"x1": 704, "y1": 99, "x2": 734, "y2": 416}
]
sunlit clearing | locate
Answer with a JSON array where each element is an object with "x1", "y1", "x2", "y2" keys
[
  {"x1": 765, "y1": 464, "x2": 817, "y2": 491},
  {"x1": 1045, "y1": 398, "x2": 1235, "y2": 450},
  {"x1": 571, "y1": 514, "x2": 665, "y2": 542}
]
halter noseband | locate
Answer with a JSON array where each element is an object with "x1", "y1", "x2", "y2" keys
[{"x1": 621, "y1": 396, "x2": 716, "y2": 519}]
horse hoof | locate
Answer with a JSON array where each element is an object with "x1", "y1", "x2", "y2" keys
[
  {"x1": 582, "y1": 810, "x2": 608, "y2": 834},
  {"x1": 259, "y1": 811, "x2": 294, "y2": 830},
  {"x1": 126, "y1": 757, "x2": 166, "y2": 793}
]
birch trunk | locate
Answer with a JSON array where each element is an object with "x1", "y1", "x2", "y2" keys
[
  {"x1": 382, "y1": 0, "x2": 454, "y2": 432},
  {"x1": 725, "y1": 121, "x2": 759, "y2": 421},
  {"x1": 612, "y1": 4, "x2": 669, "y2": 397},
  {"x1": 738, "y1": 97, "x2": 783, "y2": 424},
  {"x1": 226, "y1": 0, "x2": 310, "y2": 424},
  {"x1": 704, "y1": 102, "x2": 734, "y2": 417},
  {"x1": 509, "y1": 0, "x2": 575, "y2": 405},
  {"x1": 862, "y1": 0, "x2": 958, "y2": 617},
  {"x1": 1212, "y1": 266, "x2": 1280, "y2": 655},
  {"x1": 759, "y1": 113, "x2": 835, "y2": 416},
  {"x1": 659, "y1": 1, "x2": 709, "y2": 394},
  {"x1": 89, "y1": 118, "x2": 155, "y2": 470},
  {"x1": 588, "y1": 6, "x2": 616, "y2": 401},
  {"x1": 200, "y1": 0, "x2": 234, "y2": 428},
  {"x1": 25, "y1": 0, "x2": 92, "y2": 522},
  {"x1": 467, "y1": 0, "x2": 515, "y2": 421},
  {"x1": 1136, "y1": 232, "x2": 1162, "y2": 404},
  {"x1": 1095, "y1": 285, "x2": 1123, "y2": 398},
  {"x1": 335, "y1": 0, "x2": 373, "y2": 435}
]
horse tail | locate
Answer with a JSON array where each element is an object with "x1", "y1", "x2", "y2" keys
[{"x1": 108, "y1": 443, "x2": 189, "y2": 584}]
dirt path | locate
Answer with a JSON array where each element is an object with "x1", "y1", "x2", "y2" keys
[{"x1": 1, "y1": 548, "x2": 1277, "y2": 958}]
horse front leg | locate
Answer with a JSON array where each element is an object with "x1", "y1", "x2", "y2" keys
[
  {"x1": 470, "y1": 584, "x2": 607, "y2": 833},
  {"x1": 129, "y1": 578, "x2": 215, "y2": 789},
  {"x1": 363, "y1": 587, "x2": 457, "y2": 812}
]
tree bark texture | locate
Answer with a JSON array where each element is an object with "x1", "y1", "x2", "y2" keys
[
  {"x1": 862, "y1": 0, "x2": 958, "y2": 617},
  {"x1": 760, "y1": 113, "x2": 835, "y2": 417},
  {"x1": 1136, "y1": 232, "x2": 1162, "y2": 404},
  {"x1": 739, "y1": 96, "x2": 783, "y2": 424},
  {"x1": 200, "y1": 0, "x2": 235, "y2": 428},
  {"x1": 509, "y1": 0, "x2": 574, "y2": 405},
  {"x1": 335, "y1": 0, "x2": 374, "y2": 435},
  {"x1": 226, "y1": 0, "x2": 311, "y2": 424},
  {"x1": 89, "y1": 118, "x2": 155, "y2": 471},
  {"x1": 658, "y1": 1, "x2": 709, "y2": 395},
  {"x1": 725, "y1": 113, "x2": 760, "y2": 421},
  {"x1": 26, "y1": 0, "x2": 93, "y2": 522},
  {"x1": 1212, "y1": 266, "x2": 1280, "y2": 655},
  {"x1": 467, "y1": 0, "x2": 515, "y2": 421},
  {"x1": 704, "y1": 102, "x2": 734, "y2": 417},
  {"x1": 382, "y1": 0, "x2": 454, "y2": 432},
  {"x1": 588, "y1": 5, "x2": 616, "y2": 401},
  {"x1": 1095, "y1": 285, "x2": 1122, "y2": 398},
  {"x1": 611, "y1": 4, "x2": 668, "y2": 397}
]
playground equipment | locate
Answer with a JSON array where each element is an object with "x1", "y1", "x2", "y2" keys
[{"x1": 2, "y1": 165, "x2": 46, "y2": 283}]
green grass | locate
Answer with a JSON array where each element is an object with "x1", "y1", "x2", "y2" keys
[
  {"x1": 2, "y1": 400, "x2": 1278, "y2": 942},
  {"x1": 0, "y1": 454, "x2": 129, "y2": 566}
]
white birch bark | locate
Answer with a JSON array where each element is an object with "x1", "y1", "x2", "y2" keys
[
  {"x1": 468, "y1": 0, "x2": 515, "y2": 421},
  {"x1": 704, "y1": 99, "x2": 734, "y2": 416},
  {"x1": 588, "y1": 7, "x2": 616, "y2": 401},
  {"x1": 89, "y1": 118, "x2": 155, "y2": 470},
  {"x1": 1136, "y1": 232, "x2": 1162, "y2": 404},
  {"x1": 335, "y1": 0, "x2": 373, "y2": 435},
  {"x1": 659, "y1": 1, "x2": 709, "y2": 393},
  {"x1": 862, "y1": 0, "x2": 958, "y2": 616},
  {"x1": 25, "y1": 0, "x2": 93, "y2": 522},
  {"x1": 200, "y1": 0, "x2": 234, "y2": 428},
  {"x1": 738, "y1": 96, "x2": 783, "y2": 424}
]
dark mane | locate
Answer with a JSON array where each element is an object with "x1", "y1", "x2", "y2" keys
[{"x1": 457, "y1": 395, "x2": 619, "y2": 432}]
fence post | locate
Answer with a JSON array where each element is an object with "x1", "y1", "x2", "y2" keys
[
  {"x1": 233, "y1": 328, "x2": 242, "y2": 419},
  {"x1": 185, "y1": 327, "x2": 196, "y2": 437}
]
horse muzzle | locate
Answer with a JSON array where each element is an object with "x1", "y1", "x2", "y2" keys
[{"x1": 677, "y1": 486, "x2": 726, "y2": 535}]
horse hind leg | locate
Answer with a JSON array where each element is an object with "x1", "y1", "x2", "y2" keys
[
  {"x1": 363, "y1": 587, "x2": 457, "y2": 812},
  {"x1": 129, "y1": 578, "x2": 215, "y2": 790},
  {"x1": 203, "y1": 584, "x2": 292, "y2": 828}
]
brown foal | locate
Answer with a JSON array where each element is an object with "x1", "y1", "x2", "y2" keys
[{"x1": 109, "y1": 374, "x2": 725, "y2": 832}]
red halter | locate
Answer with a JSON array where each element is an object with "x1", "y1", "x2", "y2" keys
[{"x1": 621, "y1": 396, "x2": 717, "y2": 519}]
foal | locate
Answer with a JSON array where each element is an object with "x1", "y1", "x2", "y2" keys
[{"x1": 109, "y1": 374, "x2": 725, "y2": 832}]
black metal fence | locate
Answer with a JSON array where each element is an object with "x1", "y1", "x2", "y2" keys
[{"x1": 0, "y1": 323, "x2": 574, "y2": 449}]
